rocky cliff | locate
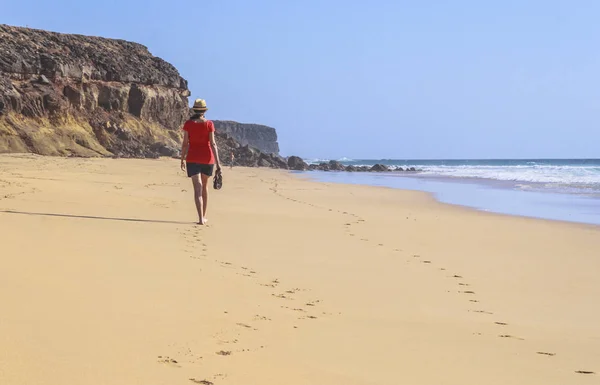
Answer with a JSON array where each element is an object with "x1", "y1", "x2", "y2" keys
[
  {"x1": 213, "y1": 120, "x2": 279, "y2": 155},
  {"x1": 215, "y1": 133, "x2": 288, "y2": 169},
  {"x1": 0, "y1": 24, "x2": 190, "y2": 157}
]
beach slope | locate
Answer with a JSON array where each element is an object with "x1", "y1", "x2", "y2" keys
[{"x1": 1, "y1": 154, "x2": 599, "y2": 384}]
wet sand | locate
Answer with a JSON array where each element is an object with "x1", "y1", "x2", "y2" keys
[{"x1": 1, "y1": 154, "x2": 599, "y2": 384}]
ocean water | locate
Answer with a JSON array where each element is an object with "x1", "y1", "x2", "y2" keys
[{"x1": 304, "y1": 159, "x2": 600, "y2": 225}]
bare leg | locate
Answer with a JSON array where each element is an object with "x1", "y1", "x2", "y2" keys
[
  {"x1": 191, "y1": 174, "x2": 204, "y2": 224},
  {"x1": 201, "y1": 173, "x2": 210, "y2": 221}
]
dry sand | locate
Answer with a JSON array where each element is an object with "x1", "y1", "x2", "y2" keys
[{"x1": 1, "y1": 154, "x2": 599, "y2": 385}]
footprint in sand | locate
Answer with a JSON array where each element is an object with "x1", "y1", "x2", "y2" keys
[
  {"x1": 189, "y1": 379, "x2": 214, "y2": 385},
  {"x1": 499, "y1": 334, "x2": 524, "y2": 340},
  {"x1": 236, "y1": 323, "x2": 257, "y2": 331},
  {"x1": 471, "y1": 310, "x2": 494, "y2": 315},
  {"x1": 216, "y1": 350, "x2": 232, "y2": 356},
  {"x1": 536, "y1": 352, "x2": 556, "y2": 356},
  {"x1": 157, "y1": 356, "x2": 181, "y2": 367},
  {"x1": 575, "y1": 370, "x2": 595, "y2": 375},
  {"x1": 495, "y1": 322, "x2": 508, "y2": 326}
]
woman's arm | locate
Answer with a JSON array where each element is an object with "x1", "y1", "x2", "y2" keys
[
  {"x1": 209, "y1": 132, "x2": 221, "y2": 170},
  {"x1": 180, "y1": 131, "x2": 189, "y2": 170}
]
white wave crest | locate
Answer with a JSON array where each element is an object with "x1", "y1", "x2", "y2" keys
[{"x1": 417, "y1": 164, "x2": 600, "y2": 186}]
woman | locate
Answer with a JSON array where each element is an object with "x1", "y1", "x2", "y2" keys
[{"x1": 180, "y1": 99, "x2": 221, "y2": 225}]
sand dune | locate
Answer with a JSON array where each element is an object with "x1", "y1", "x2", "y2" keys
[{"x1": 1, "y1": 154, "x2": 599, "y2": 384}]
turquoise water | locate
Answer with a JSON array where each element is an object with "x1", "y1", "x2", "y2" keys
[{"x1": 304, "y1": 159, "x2": 600, "y2": 225}]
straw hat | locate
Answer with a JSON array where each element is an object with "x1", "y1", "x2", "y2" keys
[{"x1": 192, "y1": 99, "x2": 208, "y2": 112}]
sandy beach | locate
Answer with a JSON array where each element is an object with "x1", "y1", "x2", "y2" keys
[{"x1": 1, "y1": 154, "x2": 599, "y2": 385}]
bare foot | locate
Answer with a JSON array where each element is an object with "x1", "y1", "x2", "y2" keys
[
  {"x1": 203, "y1": 218, "x2": 208, "y2": 224},
  {"x1": 196, "y1": 219, "x2": 204, "y2": 225}
]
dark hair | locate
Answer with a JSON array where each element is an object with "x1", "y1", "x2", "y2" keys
[{"x1": 190, "y1": 112, "x2": 205, "y2": 120}]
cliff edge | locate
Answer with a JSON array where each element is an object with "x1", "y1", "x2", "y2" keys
[
  {"x1": 0, "y1": 24, "x2": 190, "y2": 157},
  {"x1": 213, "y1": 120, "x2": 279, "y2": 155}
]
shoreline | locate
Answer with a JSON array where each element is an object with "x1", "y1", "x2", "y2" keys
[
  {"x1": 1, "y1": 156, "x2": 599, "y2": 384},
  {"x1": 303, "y1": 170, "x2": 600, "y2": 226}
]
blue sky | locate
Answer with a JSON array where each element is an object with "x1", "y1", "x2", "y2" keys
[{"x1": 4, "y1": 1, "x2": 600, "y2": 159}]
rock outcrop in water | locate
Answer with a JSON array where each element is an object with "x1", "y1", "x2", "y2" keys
[
  {"x1": 213, "y1": 120, "x2": 280, "y2": 155},
  {"x1": 0, "y1": 24, "x2": 190, "y2": 157},
  {"x1": 287, "y1": 156, "x2": 309, "y2": 171}
]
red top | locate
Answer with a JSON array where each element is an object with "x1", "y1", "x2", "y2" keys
[{"x1": 183, "y1": 120, "x2": 215, "y2": 164}]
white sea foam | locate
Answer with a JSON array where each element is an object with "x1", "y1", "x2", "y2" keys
[
  {"x1": 304, "y1": 158, "x2": 330, "y2": 165},
  {"x1": 416, "y1": 164, "x2": 600, "y2": 187},
  {"x1": 305, "y1": 157, "x2": 354, "y2": 164}
]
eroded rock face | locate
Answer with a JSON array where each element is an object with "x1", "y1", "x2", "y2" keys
[
  {"x1": 213, "y1": 120, "x2": 280, "y2": 155},
  {"x1": 0, "y1": 24, "x2": 190, "y2": 157}
]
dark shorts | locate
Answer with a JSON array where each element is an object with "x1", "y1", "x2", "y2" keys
[{"x1": 186, "y1": 163, "x2": 214, "y2": 177}]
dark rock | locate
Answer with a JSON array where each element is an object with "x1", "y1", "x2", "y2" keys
[
  {"x1": 316, "y1": 163, "x2": 330, "y2": 171},
  {"x1": 212, "y1": 136, "x2": 288, "y2": 169},
  {"x1": 370, "y1": 164, "x2": 390, "y2": 172},
  {"x1": 345, "y1": 165, "x2": 357, "y2": 172},
  {"x1": 409, "y1": 167, "x2": 417, "y2": 172},
  {"x1": 43, "y1": 93, "x2": 66, "y2": 115},
  {"x1": 268, "y1": 153, "x2": 288, "y2": 169},
  {"x1": 395, "y1": 166, "x2": 404, "y2": 171},
  {"x1": 287, "y1": 155, "x2": 308, "y2": 171},
  {"x1": 328, "y1": 160, "x2": 345, "y2": 171},
  {"x1": 149, "y1": 142, "x2": 179, "y2": 157},
  {"x1": 63, "y1": 85, "x2": 82, "y2": 109},
  {"x1": 258, "y1": 157, "x2": 273, "y2": 168}
]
